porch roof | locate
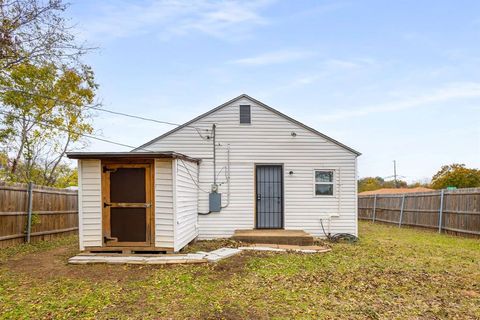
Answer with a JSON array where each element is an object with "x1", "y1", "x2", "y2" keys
[{"x1": 66, "y1": 151, "x2": 200, "y2": 163}]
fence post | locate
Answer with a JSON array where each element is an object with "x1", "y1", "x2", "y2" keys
[
  {"x1": 398, "y1": 194, "x2": 405, "y2": 227},
  {"x1": 438, "y1": 189, "x2": 444, "y2": 233},
  {"x1": 372, "y1": 194, "x2": 377, "y2": 223},
  {"x1": 26, "y1": 182, "x2": 34, "y2": 243}
]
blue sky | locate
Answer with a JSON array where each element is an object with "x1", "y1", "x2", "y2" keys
[{"x1": 70, "y1": 0, "x2": 480, "y2": 182}]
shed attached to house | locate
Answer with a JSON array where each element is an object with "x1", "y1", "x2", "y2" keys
[
  {"x1": 67, "y1": 152, "x2": 200, "y2": 252},
  {"x1": 70, "y1": 94, "x2": 361, "y2": 253}
]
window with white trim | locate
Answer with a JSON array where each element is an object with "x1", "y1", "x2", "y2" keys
[{"x1": 315, "y1": 170, "x2": 334, "y2": 196}]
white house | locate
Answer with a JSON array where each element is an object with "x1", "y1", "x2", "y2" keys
[{"x1": 68, "y1": 94, "x2": 360, "y2": 252}]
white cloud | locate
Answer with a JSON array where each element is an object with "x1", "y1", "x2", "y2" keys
[
  {"x1": 230, "y1": 49, "x2": 315, "y2": 66},
  {"x1": 78, "y1": 0, "x2": 274, "y2": 41},
  {"x1": 261, "y1": 57, "x2": 377, "y2": 96},
  {"x1": 324, "y1": 58, "x2": 376, "y2": 70},
  {"x1": 318, "y1": 82, "x2": 480, "y2": 121}
]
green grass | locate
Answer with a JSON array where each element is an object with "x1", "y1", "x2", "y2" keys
[{"x1": 0, "y1": 222, "x2": 479, "y2": 319}]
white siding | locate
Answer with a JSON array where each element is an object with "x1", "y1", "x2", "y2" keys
[
  {"x1": 144, "y1": 96, "x2": 359, "y2": 239},
  {"x1": 173, "y1": 159, "x2": 199, "y2": 251},
  {"x1": 154, "y1": 159, "x2": 174, "y2": 248},
  {"x1": 78, "y1": 159, "x2": 102, "y2": 249}
]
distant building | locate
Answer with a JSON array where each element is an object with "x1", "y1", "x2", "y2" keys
[{"x1": 359, "y1": 187, "x2": 434, "y2": 196}]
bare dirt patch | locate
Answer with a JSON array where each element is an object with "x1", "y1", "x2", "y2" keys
[
  {"x1": 4, "y1": 244, "x2": 156, "y2": 282},
  {"x1": 181, "y1": 238, "x2": 245, "y2": 253},
  {"x1": 2, "y1": 239, "x2": 270, "y2": 284},
  {"x1": 209, "y1": 251, "x2": 252, "y2": 279},
  {"x1": 200, "y1": 304, "x2": 269, "y2": 320}
]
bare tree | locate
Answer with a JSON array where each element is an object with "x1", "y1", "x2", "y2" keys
[{"x1": 0, "y1": 0, "x2": 90, "y2": 71}]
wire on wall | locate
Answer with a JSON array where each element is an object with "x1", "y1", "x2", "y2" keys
[{"x1": 178, "y1": 158, "x2": 210, "y2": 194}]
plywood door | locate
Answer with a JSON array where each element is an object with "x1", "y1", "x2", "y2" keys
[{"x1": 102, "y1": 163, "x2": 152, "y2": 247}]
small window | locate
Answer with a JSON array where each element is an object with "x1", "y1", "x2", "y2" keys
[
  {"x1": 315, "y1": 170, "x2": 334, "y2": 196},
  {"x1": 239, "y1": 105, "x2": 251, "y2": 124}
]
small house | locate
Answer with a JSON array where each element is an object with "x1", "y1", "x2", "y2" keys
[{"x1": 68, "y1": 94, "x2": 361, "y2": 252}]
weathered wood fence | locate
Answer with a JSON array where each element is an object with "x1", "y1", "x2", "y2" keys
[
  {"x1": 0, "y1": 181, "x2": 78, "y2": 248},
  {"x1": 358, "y1": 188, "x2": 480, "y2": 237}
]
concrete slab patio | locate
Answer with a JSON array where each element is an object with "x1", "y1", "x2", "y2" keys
[
  {"x1": 68, "y1": 253, "x2": 208, "y2": 265},
  {"x1": 68, "y1": 243, "x2": 331, "y2": 265}
]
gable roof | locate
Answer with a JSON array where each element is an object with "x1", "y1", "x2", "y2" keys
[{"x1": 134, "y1": 94, "x2": 361, "y2": 156}]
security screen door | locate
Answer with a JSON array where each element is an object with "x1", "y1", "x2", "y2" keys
[
  {"x1": 256, "y1": 165, "x2": 284, "y2": 229},
  {"x1": 102, "y1": 163, "x2": 152, "y2": 246}
]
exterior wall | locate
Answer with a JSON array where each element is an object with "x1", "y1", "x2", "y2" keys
[
  {"x1": 154, "y1": 159, "x2": 174, "y2": 248},
  {"x1": 78, "y1": 159, "x2": 102, "y2": 249},
  {"x1": 173, "y1": 159, "x2": 199, "y2": 251},
  {"x1": 144, "y1": 96, "x2": 359, "y2": 239}
]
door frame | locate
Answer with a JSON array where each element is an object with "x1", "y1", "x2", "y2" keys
[
  {"x1": 254, "y1": 163, "x2": 285, "y2": 229},
  {"x1": 101, "y1": 159, "x2": 155, "y2": 247}
]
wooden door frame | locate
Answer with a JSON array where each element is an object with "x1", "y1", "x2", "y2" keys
[
  {"x1": 254, "y1": 163, "x2": 285, "y2": 229},
  {"x1": 101, "y1": 159, "x2": 155, "y2": 247}
]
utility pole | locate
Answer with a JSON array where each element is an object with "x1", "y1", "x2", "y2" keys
[{"x1": 393, "y1": 160, "x2": 398, "y2": 188}]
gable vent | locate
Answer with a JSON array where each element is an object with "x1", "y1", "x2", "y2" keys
[{"x1": 239, "y1": 105, "x2": 251, "y2": 124}]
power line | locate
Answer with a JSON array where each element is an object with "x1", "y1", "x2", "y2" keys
[
  {"x1": 0, "y1": 110, "x2": 154, "y2": 152},
  {"x1": 84, "y1": 104, "x2": 210, "y2": 139},
  {"x1": 86, "y1": 105, "x2": 182, "y2": 126},
  {"x1": 0, "y1": 86, "x2": 210, "y2": 137},
  {"x1": 0, "y1": 110, "x2": 221, "y2": 200}
]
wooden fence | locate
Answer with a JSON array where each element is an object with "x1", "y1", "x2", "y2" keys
[
  {"x1": 0, "y1": 181, "x2": 78, "y2": 248},
  {"x1": 358, "y1": 188, "x2": 480, "y2": 237}
]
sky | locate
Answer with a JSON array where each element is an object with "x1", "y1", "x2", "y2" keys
[{"x1": 69, "y1": 0, "x2": 480, "y2": 182}]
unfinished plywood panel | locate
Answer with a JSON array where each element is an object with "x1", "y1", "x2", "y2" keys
[
  {"x1": 102, "y1": 163, "x2": 152, "y2": 247},
  {"x1": 110, "y1": 208, "x2": 147, "y2": 242},
  {"x1": 109, "y1": 168, "x2": 146, "y2": 203}
]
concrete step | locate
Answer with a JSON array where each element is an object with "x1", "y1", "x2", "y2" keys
[{"x1": 232, "y1": 229, "x2": 314, "y2": 246}]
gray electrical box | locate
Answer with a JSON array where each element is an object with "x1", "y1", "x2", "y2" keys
[{"x1": 209, "y1": 192, "x2": 222, "y2": 212}]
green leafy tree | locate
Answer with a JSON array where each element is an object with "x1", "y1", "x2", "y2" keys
[
  {"x1": 0, "y1": 153, "x2": 77, "y2": 188},
  {"x1": 0, "y1": 0, "x2": 96, "y2": 187},
  {"x1": 430, "y1": 164, "x2": 480, "y2": 189},
  {"x1": 358, "y1": 176, "x2": 408, "y2": 193},
  {"x1": 54, "y1": 165, "x2": 77, "y2": 188},
  {"x1": 358, "y1": 177, "x2": 383, "y2": 192},
  {"x1": 0, "y1": 62, "x2": 97, "y2": 186},
  {"x1": 409, "y1": 180, "x2": 431, "y2": 188}
]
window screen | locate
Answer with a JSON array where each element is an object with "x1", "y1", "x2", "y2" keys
[
  {"x1": 239, "y1": 105, "x2": 251, "y2": 124},
  {"x1": 315, "y1": 170, "x2": 334, "y2": 196}
]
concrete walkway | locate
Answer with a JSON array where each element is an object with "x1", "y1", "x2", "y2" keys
[{"x1": 68, "y1": 244, "x2": 331, "y2": 265}]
